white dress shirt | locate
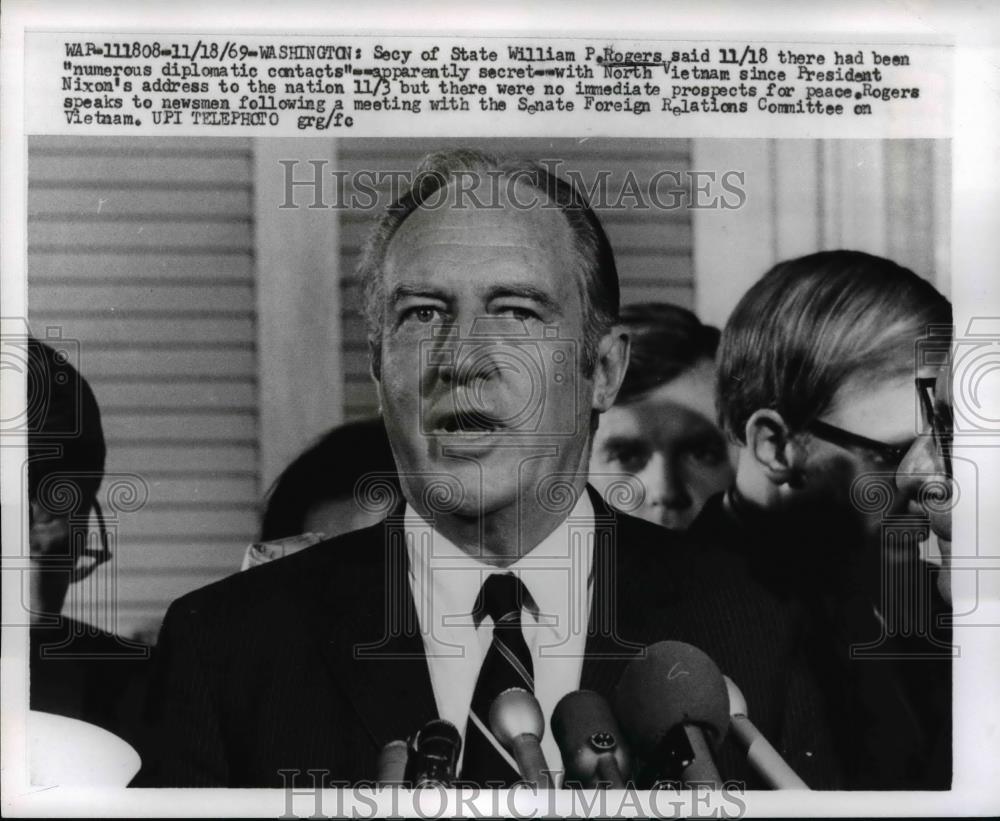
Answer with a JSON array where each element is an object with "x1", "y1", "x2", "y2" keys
[{"x1": 405, "y1": 492, "x2": 595, "y2": 780}]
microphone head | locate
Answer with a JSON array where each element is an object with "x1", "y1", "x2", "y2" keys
[
  {"x1": 407, "y1": 719, "x2": 461, "y2": 787},
  {"x1": 489, "y1": 687, "x2": 545, "y2": 746},
  {"x1": 723, "y1": 675, "x2": 748, "y2": 718},
  {"x1": 551, "y1": 690, "x2": 631, "y2": 784},
  {"x1": 376, "y1": 740, "x2": 410, "y2": 784},
  {"x1": 613, "y1": 641, "x2": 730, "y2": 757}
]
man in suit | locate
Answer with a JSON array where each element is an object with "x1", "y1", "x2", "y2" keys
[
  {"x1": 136, "y1": 150, "x2": 841, "y2": 788},
  {"x1": 27, "y1": 336, "x2": 148, "y2": 747},
  {"x1": 691, "y1": 251, "x2": 953, "y2": 789}
]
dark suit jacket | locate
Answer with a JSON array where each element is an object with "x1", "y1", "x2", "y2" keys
[
  {"x1": 690, "y1": 492, "x2": 952, "y2": 790},
  {"x1": 135, "y1": 489, "x2": 844, "y2": 788},
  {"x1": 30, "y1": 616, "x2": 150, "y2": 749}
]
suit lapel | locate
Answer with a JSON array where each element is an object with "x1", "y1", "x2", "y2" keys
[
  {"x1": 311, "y1": 518, "x2": 438, "y2": 749},
  {"x1": 580, "y1": 487, "x2": 666, "y2": 698}
]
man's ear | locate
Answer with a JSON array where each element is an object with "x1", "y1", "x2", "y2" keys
[
  {"x1": 368, "y1": 338, "x2": 386, "y2": 416},
  {"x1": 744, "y1": 409, "x2": 803, "y2": 486},
  {"x1": 591, "y1": 326, "x2": 630, "y2": 413},
  {"x1": 368, "y1": 336, "x2": 382, "y2": 384}
]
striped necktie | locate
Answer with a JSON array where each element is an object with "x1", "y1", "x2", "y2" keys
[{"x1": 462, "y1": 572, "x2": 534, "y2": 786}]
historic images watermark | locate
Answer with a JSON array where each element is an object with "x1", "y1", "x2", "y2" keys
[
  {"x1": 277, "y1": 160, "x2": 748, "y2": 212},
  {"x1": 277, "y1": 775, "x2": 749, "y2": 820}
]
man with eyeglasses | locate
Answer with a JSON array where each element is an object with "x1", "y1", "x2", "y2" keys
[
  {"x1": 898, "y1": 367, "x2": 954, "y2": 605},
  {"x1": 26, "y1": 336, "x2": 149, "y2": 747},
  {"x1": 689, "y1": 250, "x2": 952, "y2": 789}
]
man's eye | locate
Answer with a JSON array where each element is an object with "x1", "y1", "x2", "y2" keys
[
  {"x1": 868, "y1": 441, "x2": 911, "y2": 469},
  {"x1": 496, "y1": 306, "x2": 539, "y2": 322},
  {"x1": 608, "y1": 446, "x2": 648, "y2": 473},
  {"x1": 871, "y1": 450, "x2": 898, "y2": 469},
  {"x1": 405, "y1": 306, "x2": 442, "y2": 323},
  {"x1": 684, "y1": 438, "x2": 727, "y2": 466}
]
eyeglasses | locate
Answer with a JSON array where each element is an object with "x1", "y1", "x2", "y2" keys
[
  {"x1": 67, "y1": 499, "x2": 112, "y2": 583},
  {"x1": 806, "y1": 419, "x2": 912, "y2": 467},
  {"x1": 916, "y1": 376, "x2": 953, "y2": 478}
]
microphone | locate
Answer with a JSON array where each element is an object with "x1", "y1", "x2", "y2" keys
[
  {"x1": 489, "y1": 688, "x2": 553, "y2": 788},
  {"x1": 724, "y1": 676, "x2": 810, "y2": 789},
  {"x1": 614, "y1": 641, "x2": 729, "y2": 788},
  {"x1": 405, "y1": 719, "x2": 462, "y2": 787},
  {"x1": 376, "y1": 740, "x2": 410, "y2": 786},
  {"x1": 551, "y1": 690, "x2": 631, "y2": 788}
]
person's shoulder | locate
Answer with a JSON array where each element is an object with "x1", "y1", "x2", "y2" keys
[
  {"x1": 611, "y1": 510, "x2": 690, "y2": 555},
  {"x1": 165, "y1": 521, "x2": 387, "y2": 625},
  {"x1": 31, "y1": 616, "x2": 148, "y2": 657},
  {"x1": 613, "y1": 507, "x2": 802, "y2": 630},
  {"x1": 611, "y1": 506, "x2": 746, "y2": 569}
]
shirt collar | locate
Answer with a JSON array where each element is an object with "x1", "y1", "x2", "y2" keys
[
  {"x1": 507, "y1": 492, "x2": 594, "y2": 629},
  {"x1": 404, "y1": 492, "x2": 595, "y2": 627}
]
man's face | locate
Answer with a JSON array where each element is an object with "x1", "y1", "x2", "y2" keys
[
  {"x1": 589, "y1": 358, "x2": 734, "y2": 530},
  {"x1": 897, "y1": 365, "x2": 953, "y2": 542},
  {"x1": 374, "y1": 182, "x2": 599, "y2": 528},
  {"x1": 798, "y1": 366, "x2": 934, "y2": 560},
  {"x1": 28, "y1": 501, "x2": 73, "y2": 624}
]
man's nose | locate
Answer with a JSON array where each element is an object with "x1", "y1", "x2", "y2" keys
[
  {"x1": 424, "y1": 316, "x2": 511, "y2": 383},
  {"x1": 423, "y1": 335, "x2": 511, "y2": 405},
  {"x1": 895, "y1": 435, "x2": 938, "y2": 497},
  {"x1": 420, "y1": 321, "x2": 459, "y2": 390},
  {"x1": 457, "y1": 343, "x2": 512, "y2": 387},
  {"x1": 642, "y1": 452, "x2": 691, "y2": 510}
]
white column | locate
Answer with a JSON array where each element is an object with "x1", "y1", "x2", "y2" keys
[
  {"x1": 691, "y1": 139, "x2": 777, "y2": 328},
  {"x1": 254, "y1": 138, "x2": 343, "y2": 491},
  {"x1": 773, "y1": 140, "x2": 821, "y2": 259}
]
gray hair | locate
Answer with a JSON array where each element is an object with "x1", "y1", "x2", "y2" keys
[{"x1": 358, "y1": 148, "x2": 620, "y2": 378}]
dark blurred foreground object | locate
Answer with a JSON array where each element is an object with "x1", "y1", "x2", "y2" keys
[
  {"x1": 26, "y1": 336, "x2": 148, "y2": 748},
  {"x1": 30, "y1": 618, "x2": 148, "y2": 749},
  {"x1": 694, "y1": 491, "x2": 952, "y2": 789}
]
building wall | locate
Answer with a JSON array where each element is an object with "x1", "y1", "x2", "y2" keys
[{"x1": 27, "y1": 137, "x2": 259, "y2": 640}]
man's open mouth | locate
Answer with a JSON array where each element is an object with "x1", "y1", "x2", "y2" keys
[{"x1": 430, "y1": 409, "x2": 506, "y2": 434}]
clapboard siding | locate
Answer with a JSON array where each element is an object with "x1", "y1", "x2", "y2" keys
[
  {"x1": 336, "y1": 137, "x2": 696, "y2": 419},
  {"x1": 26, "y1": 317, "x2": 255, "y2": 345},
  {"x1": 93, "y1": 411, "x2": 256, "y2": 442},
  {"x1": 110, "y1": 511, "x2": 257, "y2": 541},
  {"x1": 29, "y1": 154, "x2": 251, "y2": 185},
  {"x1": 31, "y1": 252, "x2": 252, "y2": 282},
  {"x1": 92, "y1": 380, "x2": 257, "y2": 411},
  {"x1": 30, "y1": 188, "x2": 253, "y2": 217},
  {"x1": 107, "y1": 445, "x2": 256, "y2": 475},
  {"x1": 30, "y1": 284, "x2": 255, "y2": 314},
  {"x1": 69, "y1": 347, "x2": 255, "y2": 380},
  {"x1": 30, "y1": 220, "x2": 252, "y2": 251},
  {"x1": 27, "y1": 136, "x2": 257, "y2": 641}
]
